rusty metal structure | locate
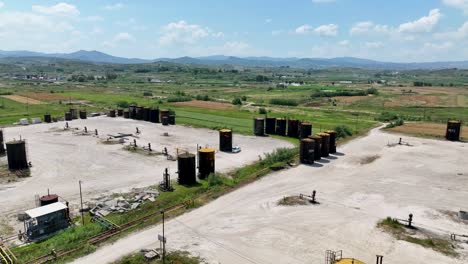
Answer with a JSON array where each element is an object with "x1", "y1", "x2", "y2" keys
[
  {"x1": 446, "y1": 120, "x2": 462, "y2": 141},
  {"x1": 161, "y1": 116, "x2": 169, "y2": 126},
  {"x1": 169, "y1": 114, "x2": 176, "y2": 125},
  {"x1": 0, "y1": 130, "x2": 5, "y2": 155},
  {"x1": 299, "y1": 122, "x2": 312, "y2": 139},
  {"x1": 160, "y1": 109, "x2": 170, "y2": 121},
  {"x1": 109, "y1": 109, "x2": 116, "y2": 118},
  {"x1": 6, "y1": 140, "x2": 29, "y2": 170},
  {"x1": 135, "y1": 106, "x2": 144, "y2": 120},
  {"x1": 39, "y1": 194, "x2": 59, "y2": 206},
  {"x1": 150, "y1": 108, "x2": 160, "y2": 123},
  {"x1": 254, "y1": 117, "x2": 265, "y2": 136},
  {"x1": 309, "y1": 135, "x2": 322, "y2": 161},
  {"x1": 64, "y1": 112, "x2": 72, "y2": 121},
  {"x1": 143, "y1": 107, "x2": 150, "y2": 121},
  {"x1": 24, "y1": 202, "x2": 70, "y2": 241},
  {"x1": 79, "y1": 110, "x2": 87, "y2": 119},
  {"x1": 265, "y1": 117, "x2": 276, "y2": 135},
  {"x1": 129, "y1": 105, "x2": 136, "y2": 119},
  {"x1": 287, "y1": 119, "x2": 299, "y2": 138},
  {"x1": 318, "y1": 132, "x2": 330, "y2": 157},
  {"x1": 325, "y1": 130, "x2": 337, "y2": 153},
  {"x1": 44, "y1": 113, "x2": 52, "y2": 123},
  {"x1": 117, "y1": 109, "x2": 124, "y2": 117},
  {"x1": 300, "y1": 138, "x2": 315, "y2": 164},
  {"x1": 219, "y1": 129, "x2": 233, "y2": 152},
  {"x1": 198, "y1": 148, "x2": 215, "y2": 179},
  {"x1": 177, "y1": 153, "x2": 196, "y2": 185},
  {"x1": 69, "y1": 108, "x2": 78, "y2": 119},
  {"x1": 123, "y1": 111, "x2": 130, "y2": 119},
  {"x1": 276, "y1": 118, "x2": 287, "y2": 136}
]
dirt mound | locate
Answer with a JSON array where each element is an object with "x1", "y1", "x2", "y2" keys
[{"x1": 172, "y1": 100, "x2": 234, "y2": 110}]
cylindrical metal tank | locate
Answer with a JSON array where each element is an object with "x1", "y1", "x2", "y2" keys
[
  {"x1": 160, "y1": 109, "x2": 170, "y2": 121},
  {"x1": 79, "y1": 110, "x2": 87, "y2": 119},
  {"x1": 309, "y1": 135, "x2": 322, "y2": 161},
  {"x1": 135, "y1": 106, "x2": 144, "y2": 120},
  {"x1": 276, "y1": 118, "x2": 287, "y2": 136},
  {"x1": 109, "y1": 109, "x2": 116, "y2": 118},
  {"x1": 168, "y1": 115, "x2": 176, "y2": 125},
  {"x1": 44, "y1": 114, "x2": 52, "y2": 123},
  {"x1": 219, "y1": 129, "x2": 232, "y2": 152},
  {"x1": 129, "y1": 105, "x2": 136, "y2": 119},
  {"x1": 254, "y1": 118, "x2": 265, "y2": 136},
  {"x1": 143, "y1": 107, "x2": 150, "y2": 121},
  {"x1": 265, "y1": 117, "x2": 276, "y2": 135},
  {"x1": 69, "y1": 109, "x2": 78, "y2": 119},
  {"x1": 0, "y1": 130, "x2": 5, "y2": 155},
  {"x1": 117, "y1": 109, "x2": 124, "y2": 117},
  {"x1": 6, "y1": 140, "x2": 28, "y2": 170},
  {"x1": 325, "y1": 130, "x2": 337, "y2": 153},
  {"x1": 198, "y1": 148, "x2": 215, "y2": 179},
  {"x1": 40, "y1": 194, "x2": 59, "y2": 206},
  {"x1": 459, "y1": 211, "x2": 468, "y2": 220},
  {"x1": 123, "y1": 111, "x2": 130, "y2": 119},
  {"x1": 318, "y1": 133, "x2": 330, "y2": 157},
  {"x1": 299, "y1": 122, "x2": 312, "y2": 139},
  {"x1": 287, "y1": 119, "x2": 299, "y2": 138},
  {"x1": 161, "y1": 116, "x2": 169, "y2": 126},
  {"x1": 446, "y1": 120, "x2": 462, "y2": 141},
  {"x1": 150, "y1": 109, "x2": 160, "y2": 123},
  {"x1": 300, "y1": 138, "x2": 315, "y2": 164},
  {"x1": 178, "y1": 153, "x2": 196, "y2": 185},
  {"x1": 65, "y1": 112, "x2": 72, "y2": 121}
]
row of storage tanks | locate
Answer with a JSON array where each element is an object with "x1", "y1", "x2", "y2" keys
[
  {"x1": 0, "y1": 130, "x2": 29, "y2": 171},
  {"x1": 177, "y1": 129, "x2": 233, "y2": 185},
  {"x1": 108, "y1": 106, "x2": 176, "y2": 126}
]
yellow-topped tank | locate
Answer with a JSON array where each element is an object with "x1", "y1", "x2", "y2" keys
[
  {"x1": 198, "y1": 148, "x2": 215, "y2": 179},
  {"x1": 336, "y1": 258, "x2": 365, "y2": 264}
]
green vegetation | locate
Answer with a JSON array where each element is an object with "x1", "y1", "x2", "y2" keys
[
  {"x1": 269, "y1": 98, "x2": 298, "y2": 106},
  {"x1": 231, "y1": 97, "x2": 242, "y2": 105},
  {"x1": 386, "y1": 119, "x2": 404, "y2": 128},
  {"x1": 277, "y1": 196, "x2": 308, "y2": 206},
  {"x1": 115, "y1": 250, "x2": 204, "y2": 264},
  {"x1": 334, "y1": 125, "x2": 353, "y2": 139}
]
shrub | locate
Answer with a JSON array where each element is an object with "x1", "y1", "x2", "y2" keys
[
  {"x1": 167, "y1": 96, "x2": 192, "y2": 103},
  {"x1": 232, "y1": 97, "x2": 242, "y2": 105},
  {"x1": 376, "y1": 112, "x2": 399, "y2": 122},
  {"x1": 269, "y1": 98, "x2": 298, "y2": 106},
  {"x1": 258, "y1": 108, "x2": 267, "y2": 114},
  {"x1": 334, "y1": 125, "x2": 353, "y2": 139},
  {"x1": 143, "y1": 91, "x2": 153, "y2": 97},
  {"x1": 207, "y1": 173, "x2": 224, "y2": 187},
  {"x1": 195, "y1": 94, "x2": 210, "y2": 101},
  {"x1": 386, "y1": 119, "x2": 404, "y2": 128},
  {"x1": 116, "y1": 101, "x2": 129, "y2": 108},
  {"x1": 259, "y1": 148, "x2": 297, "y2": 167}
]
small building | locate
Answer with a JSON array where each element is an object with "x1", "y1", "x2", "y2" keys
[{"x1": 23, "y1": 202, "x2": 70, "y2": 240}]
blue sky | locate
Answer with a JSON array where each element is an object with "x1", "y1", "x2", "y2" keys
[{"x1": 0, "y1": 0, "x2": 467, "y2": 62}]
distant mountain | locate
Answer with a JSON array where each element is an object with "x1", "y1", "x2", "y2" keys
[{"x1": 0, "y1": 49, "x2": 467, "y2": 70}]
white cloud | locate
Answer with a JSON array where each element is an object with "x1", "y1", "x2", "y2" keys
[
  {"x1": 443, "y1": 0, "x2": 468, "y2": 14},
  {"x1": 114, "y1": 32, "x2": 135, "y2": 42},
  {"x1": 32, "y1": 2, "x2": 80, "y2": 17},
  {"x1": 314, "y1": 24, "x2": 338, "y2": 37},
  {"x1": 434, "y1": 21, "x2": 468, "y2": 40},
  {"x1": 312, "y1": 0, "x2": 336, "y2": 3},
  {"x1": 339, "y1": 40, "x2": 350, "y2": 46},
  {"x1": 424, "y1": 41, "x2": 453, "y2": 50},
  {"x1": 265, "y1": 18, "x2": 272, "y2": 24},
  {"x1": 104, "y1": 3, "x2": 124, "y2": 10},
  {"x1": 85, "y1": 15, "x2": 103, "y2": 22},
  {"x1": 398, "y1": 9, "x2": 441, "y2": 33},
  {"x1": 212, "y1": 32, "x2": 225, "y2": 38},
  {"x1": 0, "y1": 2, "x2": 4, "y2": 9},
  {"x1": 295, "y1": 24, "x2": 313, "y2": 34},
  {"x1": 159, "y1": 20, "x2": 210, "y2": 45},
  {"x1": 350, "y1": 21, "x2": 374, "y2": 35},
  {"x1": 365, "y1": 42, "x2": 384, "y2": 48}
]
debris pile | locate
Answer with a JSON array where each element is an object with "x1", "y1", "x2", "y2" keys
[{"x1": 88, "y1": 188, "x2": 159, "y2": 216}]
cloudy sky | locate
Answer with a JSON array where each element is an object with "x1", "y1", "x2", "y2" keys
[{"x1": 0, "y1": 0, "x2": 467, "y2": 62}]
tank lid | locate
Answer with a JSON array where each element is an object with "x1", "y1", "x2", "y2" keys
[
  {"x1": 220, "y1": 129, "x2": 232, "y2": 133},
  {"x1": 178, "y1": 153, "x2": 195, "y2": 158},
  {"x1": 301, "y1": 122, "x2": 311, "y2": 125},
  {"x1": 255, "y1": 117, "x2": 265, "y2": 120},
  {"x1": 199, "y1": 148, "x2": 215, "y2": 153},
  {"x1": 301, "y1": 138, "x2": 313, "y2": 142},
  {"x1": 40, "y1": 194, "x2": 59, "y2": 201},
  {"x1": 448, "y1": 120, "x2": 461, "y2": 124},
  {"x1": 6, "y1": 140, "x2": 26, "y2": 145},
  {"x1": 325, "y1": 130, "x2": 336, "y2": 133},
  {"x1": 318, "y1": 132, "x2": 330, "y2": 136}
]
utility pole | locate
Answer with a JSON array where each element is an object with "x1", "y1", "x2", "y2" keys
[
  {"x1": 161, "y1": 210, "x2": 166, "y2": 264},
  {"x1": 79, "y1": 180, "x2": 84, "y2": 225}
]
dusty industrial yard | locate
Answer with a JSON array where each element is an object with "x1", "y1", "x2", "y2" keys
[
  {"x1": 0, "y1": 117, "x2": 293, "y2": 220},
  {"x1": 72, "y1": 128, "x2": 468, "y2": 264}
]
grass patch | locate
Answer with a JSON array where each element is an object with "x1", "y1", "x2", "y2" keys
[{"x1": 115, "y1": 250, "x2": 205, "y2": 264}]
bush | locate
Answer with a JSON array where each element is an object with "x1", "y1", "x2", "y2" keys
[
  {"x1": 207, "y1": 173, "x2": 224, "y2": 187},
  {"x1": 376, "y1": 112, "x2": 399, "y2": 122},
  {"x1": 259, "y1": 148, "x2": 297, "y2": 167},
  {"x1": 116, "y1": 101, "x2": 129, "y2": 108},
  {"x1": 269, "y1": 98, "x2": 298, "y2": 106},
  {"x1": 232, "y1": 97, "x2": 242, "y2": 105},
  {"x1": 195, "y1": 94, "x2": 210, "y2": 101},
  {"x1": 334, "y1": 125, "x2": 353, "y2": 139},
  {"x1": 167, "y1": 96, "x2": 192, "y2": 103},
  {"x1": 386, "y1": 119, "x2": 404, "y2": 128},
  {"x1": 143, "y1": 91, "x2": 153, "y2": 97},
  {"x1": 258, "y1": 108, "x2": 267, "y2": 114}
]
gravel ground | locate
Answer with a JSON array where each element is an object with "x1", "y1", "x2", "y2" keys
[{"x1": 72, "y1": 127, "x2": 468, "y2": 264}]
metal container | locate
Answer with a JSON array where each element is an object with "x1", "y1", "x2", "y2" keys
[
  {"x1": 265, "y1": 117, "x2": 276, "y2": 135},
  {"x1": 300, "y1": 138, "x2": 315, "y2": 164},
  {"x1": 198, "y1": 148, "x2": 215, "y2": 179},
  {"x1": 254, "y1": 118, "x2": 265, "y2": 136},
  {"x1": 219, "y1": 129, "x2": 233, "y2": 152},
  {"x1": 0, "y1": 130, "x2": 5, "y2": 154},
  {"x1": 299, "y1": 122, "x2": 312, "y2": 139},
  {"x1": 276, "y1": 118, "x2": 287, "y2": 136},
  {"x1": 161, "y1": 116, "x2": 169, "y2": 126},
  {"x1": 178, "y1": 153, "x2": 196, "y2": 185},
  {"x1": 123, "y1": 111, "x2": 130, "y2": 119},
  {"x1": 129, "y1": 105, "x2": 136, "y2": 119},
  {"x1": 109, "y1": 109, "x2": 116, "y2": 118},
  {"x1": 160, "y1": 109, "x2": 170, "y2": 121},
  {"x1": 143, "y1": 107, "x2": 150, "y2": 121},
  {"x1": 44, "y1": 114, "x2": 52, "y2": 123},
  {"x1": 117, "y1": 109, "x2": 124, "y2": 117},
  {"x1": 6, "y1": 140, "x2": 28, "y2": 170},
  {"x1": 318, "y1": 133, "x2": 330, "y2": 157},
  {"x1": 446, "y1": 120, "x2": 462, "y2": 141},
  {"x1": 459, "y1": 210, "x2": 468, "y2": 220},
  {"x1": 79, "y1": 110, "x2": 87, "y2": 119},
  {"x1": 325, "y1": 130, "x2": 337, "y2": 153},
  {"x1": 287, "y1": 119, "x2": 299, "y2": 138},
  {"x1": 40, "y1": 194, "x2": 59, "y2": 206},
  {"x1": 64, "y1": 112, "x2": 72, "y2": 121},
  {"x1": 150, "y1": 109, "x2": 160, "y2": 123},
  {"x1": 69, "y1": 109, "x2": 78, "y2": 119},
  {"x1": 309, "y1": 135, "x2": 322, "y2": 161},
  {"x1": 168, "y1": 115, "x2": 176, "y2": 125},
  {"x1": 135, "y1": 106, "x2": 144, "y2": 120}
]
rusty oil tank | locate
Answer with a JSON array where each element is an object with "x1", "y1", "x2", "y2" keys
[
  {"x1": 178, "y1": 153, "x2": 196, "y2": 185},
  {"x1": 109, "y1": 109, "x2": 116, "y2": 118},
  {"x1": 265, "y1": 117, "x2": 276, "y2": 135},
  {"x1": 6, "y1": 140, "x2": 28, "y2": 170},
  {"x1": 168, "y1": 115, "x2": 176, "y2": 125},
  {"x1": 135, "y1": 106, "x2": 144, "y2": 120},
  {"x1": 276, "y1": 118, "x2": 287, "y2": 136},
  {"x1": 299, "y1": 122, "x2": 312, "y2": 139},
  {"x1": 143, "y1": 107, "x2": 150, "y2": 121},
  {"x1": 309, "y1": 135, "x2": 322, "y2": 161},
  {"x1": 446, "y1": 120, "x2": 462, "y2": 141},
  {"x1": 287, "y1": 119, "x2": 299, "y2": 138},
  {"x1": 318, "y1": 132, "x2": 330, "y2": 157},
  {"x1": 129, "y1": 105, "x2": 136, "y2": 119},
  {"x1": 79, "y1": 110, "x2": 87, "y2": 119},
  {"x1": 0, "y1": 130, "x2": 5, "y2": 155},
  {"x1": 44, "y1": 113, "x2": 52, "y2": 123},
  {"x1": 150, "y1": 108, "x2": 160, "y2": 123},
  {"x1": 219, "y1": 129, "x2": 232, "y2": 152},
  {"x1": 123, "y1": 111, "x2": 130, "y2": 118},
  {"x1": 254, "y1": 118, "x2": 265, "y2": 136},
  {"x1": 160, "y1": 109, "x2": 170, "y2": 121},
  {"x1": 65, "y1": 112, "x2": 72, "y2": 121},
  {"x1": 161, "y1": 116, "x2": 169, "y2": 126},
  {"x1": 69, "y1": 108, "x2": 78, "y2": 119},
  {"x1": 198, "y1": 148, "x2": 215, "y2": 179},
  {"x1": 300, "y1": 138, "x2": 315, "y2": 164},
  {"x1": 325, "y1": 130, "x2": 337, "y2": 153},
  {"x1": 40, "y1": 194, "x2": 59, "y2": 206},
  {"x1": 117, "y1": 109, "x2": 124, "y2": 117}
]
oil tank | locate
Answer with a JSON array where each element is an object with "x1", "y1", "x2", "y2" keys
[
  {"x1": 79, "y1": 110, "x2": 87, "y2": 119},
  {"x1": 299, "y1": 122, "x2": 312, "y2": 139},
  {"x1": 6, "y1": 140, "x2": 28, "y2": 170},
  {"x1": 219, "y1": 129, "x2": 232, "y2": 152},
  {"x1": 446, "y1": 120, "x2": 462, "y2": 141},
  {"x1": 123, "y1": 111, "x2": 130, "y2": 118},
  {"x1": 265, "y1": 117, "x2": 276, "y2": 135},
  {"x1": 300, "y1": 138, "x2": 315, "y2": 164},
  {"x1": 169, "y1": 115, "x2": 176, "y2": 125},
  {"x1": 40, "y1": 194, "x2": 59, "y2": 206},
  {"x1": 143, "y1": 107, "x2": 150, "y2": 121},
  {"x1": 0, "y1": 130, "x2": 5, "y2": 154},
  {"x1": 178, "y1": 153, "x2": 196, "y2": 185},
  {"x1": 309, "y1": 135, "x2": 322, "y2": 161},
  {"x1": 160, "y1": 109, "x2": 170, "y2": 121},
  {"x1": 325, "y1": 130, "x2": 337, "y2": 153},
  {"x1": 44, "y1": 114, "x2": 52, "y2": 123},
  {"x1": 109, "y1": 109, "x2": 116, "y2": 118},
  {"x1": 287, "y1": 119, "x2": 299, "y2": 138},
  {"x1": 161, "y1": 116, "x2": 169, "y2": 126},
  {"x1": 150, "y1": 109, "x2": 160, "y2": 123},
  {"x1": 254, "y1": 118, "x2": 265, "y2": 136},
  {"x1": 69, "y1": 109, "x2": 78, "y2": 119},
  {"x1": 318, "y1": 133, "x2": 330, "y2": 157},
  {"x1": 65, "y1": 112, "x2": 72, "y2": 121},
  {"x1": 276, "y1": 118, "x2": 287, "y2": 136},
  {"x1": 129, "y1": 105, "x2": 136, "y2": 119},
  {"x1": 198, "y1": 148, "x2": 215, "y2": 179},
  {"x1": 117, "y1": 109, "x2": 124, "y2": 117},
  {"x1": 135, "y1": 106, "x2": 144, "y2": 120}
]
